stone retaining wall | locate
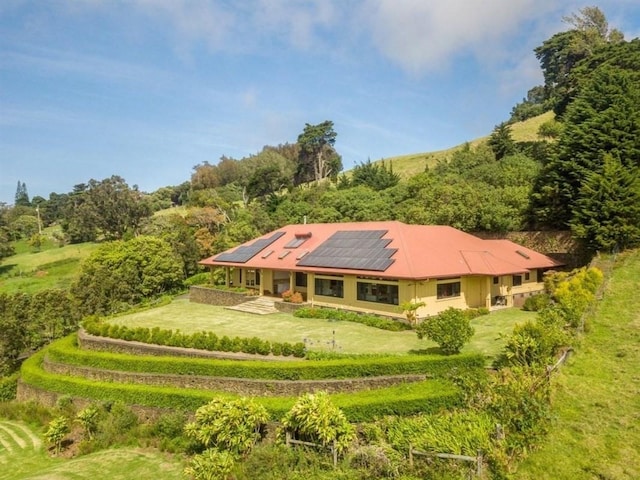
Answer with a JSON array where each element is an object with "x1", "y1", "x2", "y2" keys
[
  {"x1": 189, "y1": 286, "x2": 249, "y2": 306},
  {"x1": 42, "y1": 357, "x2": 426, "y2": 396}
]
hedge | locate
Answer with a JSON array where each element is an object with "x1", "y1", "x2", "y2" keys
[
  {"x1": 294, "y1": 307, "x2": 412, "y2": 331},
  {"x1": 83, "y1": 318, "x2": 306, "y2": 358},
  {"x1": 48, "y1": 335, "x2": 485, "y2": 381},
  {"x1": 0, "y1": 373, "x2": 18, "y2": 401},
  {"x1": 21, "y1": 348, "x2": 461, "y2": 422}
]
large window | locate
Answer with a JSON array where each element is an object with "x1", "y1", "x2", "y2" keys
[
  {"x1": 437, "y1": 281, "x2": 461, "y2": 299},
  {"x1": 295, "y1": 272, "x2": 307, "y2": 288},
  {"x1": 512, "y1": 275, "x2": 522, "y2": 286},
  {"x1": 357, "y1": 281, "x2": 399, "y2": 305},
  {"x1": 315, "y1": 278, "x2": 344, "y2": 298}
]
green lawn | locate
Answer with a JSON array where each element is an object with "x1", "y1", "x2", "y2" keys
[
  {"x1": 0, "y1": 240, "x2": 98, "y2": 294},
  {"x1": 516, "y1": 250, "x2": 640, "y2": 479},
  {"x1": 0, "y1": 420, "x2": 184, "y2": 480},
  {"x1": 110, "y1": 299, "x2": 532, "y2": 357}
]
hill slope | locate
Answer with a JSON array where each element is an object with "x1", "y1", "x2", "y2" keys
[{"x1": 376, "y1": 111, "x2": 554, "y2": 178}]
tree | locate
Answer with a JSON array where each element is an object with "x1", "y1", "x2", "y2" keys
[
  {"x1": 295, "y1": 121, "x2": 342, "y2": 184},
  {"x1": 14, "y1": 181, "x2": 30, "y2": 207},
  {"x1": 72, "y1": 236, "x2": 183, "y2": 315},
  {"x1": 570, "y1": 155, "x2": 640, "y2": 252},
  {"x1": 62, "y1": 176, "x2": 151, "y2": 242},
  {"x1": 487, "y1": 123, "x2": 516, "y2": 160},
  {"x1": 530, "y1": 66, "x2": 640, "y2": 228},
  {"x1": 345, "y1": 159, "x2": 400, "y2": 191},
  {"x1": 416, "y1": 307, "x2": 474, "y2": 355}
]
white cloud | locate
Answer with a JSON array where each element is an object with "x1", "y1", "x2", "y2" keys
[{"x1": 362, "y1": 0, "x2": 558, "y2": 74}]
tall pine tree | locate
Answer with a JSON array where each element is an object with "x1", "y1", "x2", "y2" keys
[{"x1": 570, "y1": 154, "x2": 640, "y2": 252}]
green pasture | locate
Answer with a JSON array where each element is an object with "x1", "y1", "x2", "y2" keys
[
  {"x1": 0, "y1": 419, "x2": 184, "y2": 480},
  {"x1": 0, "y1": 240, "x2": 98, "y2": 294},
  {"x1": 516, "y1": 249, "x2": 640, "y2": 479},
  {"x1": 109, "y1": 299, "x2": 532, "y2": 357},
  {"x1": 380, "y1": 111, "x2": 553, "y2": 178}
]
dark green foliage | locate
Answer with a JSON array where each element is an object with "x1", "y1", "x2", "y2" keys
[
  {"x1": 294, "y1": 307, "x2": 411, "y2": 332},
  {"x1": 296, "y1": 121, "x2": 342, "y2": 184},
  {"x1": 509, "y1": 85, "x2": 549, "y2": 122},
  {"x1": 530, "y1": 55, "x2": 640, "y2": 229},
  {"x1": 0, "y1": 289, "x2": 80, "y2": 375},
  {"x1": 62, "y1": 176, "x2": 151, "y2": 243},
  {"x1": 487, "y1": 123, "x2": 517, "y2": 160},
  {"x1": 72, "y1": 236, "x2": 184, "y2": 316},
  {"x1": 14, "y1": 180, "x2": 30, "y2": 207},
  {"x1": 570, "y1": 155, "x2": 640, "y2": 252},
  {"x1": 342, "y1": 159, "x2": 400, "y2": 191},
  {"x1": 416, "y1": 308, "x2": 475, "y2": 355}
]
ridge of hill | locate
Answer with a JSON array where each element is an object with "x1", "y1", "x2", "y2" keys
[{"x1": 374, "y1": 111, "x2": 554, "y2": 178}]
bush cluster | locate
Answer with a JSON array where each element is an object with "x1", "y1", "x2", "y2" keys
[
  {"x1": 416, "y1": 308, "x2": 475, "y2": 355},
  {"x1": 0, "y1": 373, "x2": 18, "y2": 401},
  {"x1": 294, "y1": 307, "x2": 412, "y2": 332},
  {"x1": 82, "y1": 318, "x2": 306, "y2": 358}
]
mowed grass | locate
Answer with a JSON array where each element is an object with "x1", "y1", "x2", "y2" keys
[
  {"x1": 516, "y1": 249, "x2": 640, "y2": 479},
  {"x1": 110, "y1": 299, "x2": 531, "y2": 357},
  {"x1": 0, "y1": 238, "x2": 98, "y2": 294}
]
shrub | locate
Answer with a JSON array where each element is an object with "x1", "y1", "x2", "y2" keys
[
  {"x1": 184, "y1": 448, "x2": 236, "y2": 480},
  {"x1": 496, "y1": 320, "x2": 567, "y2": 368},
  {"x1": 0, "y1": 373, "x2": 18, "y2": 401},
  {"x1": 416, "y1": 308, "x2": 475, "y2": 355},
  {"x1": 522, "y1": 293, "x2": 551, "y2": 312},
  {"x1": 184, "y1": 397, "x2": 269, "y2": 455},
  {"x1": 294, "y1": 307, "x2": 411, "y2": 332},
  {"x1": 44, "y1": 416, "x2": 70, "y2": 455},
  {"x1": 279, "y1": 391, "x2": 356, "y2": 454}
]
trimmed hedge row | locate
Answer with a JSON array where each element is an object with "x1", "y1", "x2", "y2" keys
[
  {"x1": 21, "y1": 348, "x2": 461, "y2": 422},
  {"x1": 49, "y1": 335, "x2": 485, "y2": 381},
  {"x1": 83, "y1": 317, "x2": 306, "y2": 358},
  {"x1": 294, "y1": 307, "x2": 412, "y2": 331}
]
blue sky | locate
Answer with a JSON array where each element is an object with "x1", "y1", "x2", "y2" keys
[{"x1": 1, "y1": 1, "x2": 640, "y2": 204}]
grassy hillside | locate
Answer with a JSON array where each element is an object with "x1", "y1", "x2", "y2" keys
[
  {"x1": 516, "y1": 249, "x2": 640, "y2": 479},
  {"x1": 376, "y1": 111, "x2": 554, "y2": 178},
  {"x1": 0, "y1": 419, "x2": 183, "y2": 480},
  {"x1": 0, "y1": 232, "x2": 98, "y2": 294}
]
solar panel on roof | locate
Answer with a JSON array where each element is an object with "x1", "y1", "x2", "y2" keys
[
  {"x1": 215, "y1": 231, "x2": 285, "y2": 263},
  {"x1": 297, "y1": 229, "x2": 396, "y2": 272}
]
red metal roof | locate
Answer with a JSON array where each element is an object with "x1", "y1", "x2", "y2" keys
[{"x1": 199, "y1": 221, "x2": 562, "y2": 279}]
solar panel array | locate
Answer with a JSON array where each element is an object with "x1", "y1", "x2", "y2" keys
[
  {"x1": 297, "y1": 230, "x2": 396, "y2": 271},
  {"x1": 214, "y1": 231, "x2": 286, "y2": 263}
]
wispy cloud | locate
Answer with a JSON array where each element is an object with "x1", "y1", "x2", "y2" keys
[
  {"x1": 361, "y1": 0, "x2": 558, "y2": 74},
  {"x1": 0, "y1": 45, "x2": 173, "y2": 86}
]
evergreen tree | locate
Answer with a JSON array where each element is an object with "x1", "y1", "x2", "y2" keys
[
  {"x1": 530, "y1": 66, "x2": 640, "y2": 227},
  {"x1": 14, "y1": 181, "x2": 30, "y2": 206},
  {"x1": 570, "y1": 155, "x2": 640, "y2": 253},
  {"x1": 487, "y1": 123, "x2": 516, "y2": 160}
]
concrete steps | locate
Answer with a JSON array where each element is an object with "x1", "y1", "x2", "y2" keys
[{"x1": 226, "y1": 296, "x2": 279, "y2": 315}]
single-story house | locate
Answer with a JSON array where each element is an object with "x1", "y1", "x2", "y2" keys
[{"x1": 199, "y1": 221, "x2": 563, "y2": 318}]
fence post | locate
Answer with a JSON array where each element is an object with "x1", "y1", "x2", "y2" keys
[
  {"x1": 476, "y1": 449, "x2": 483, "y2": 477},
  {"x1": 408, "y1": 444, "x2": 413, "y2": 467},
  {"x1": 332, "y1": 439, "x2": 338, "y2": 468},
  {"x1": 285, "y1": 431, "x2": 291, "y2": 448}
]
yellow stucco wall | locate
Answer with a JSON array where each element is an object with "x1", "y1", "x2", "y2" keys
[{"x1": 221, "y1": 267, "x2": 545, "y2": 317}]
